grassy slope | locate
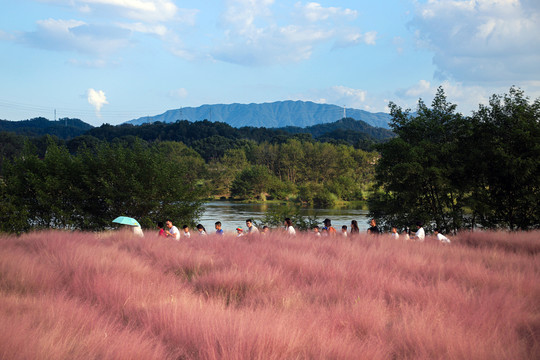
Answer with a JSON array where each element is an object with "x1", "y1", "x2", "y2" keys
[{"x1": 0, "y1": 230, "x2": 539, "y2": 359}]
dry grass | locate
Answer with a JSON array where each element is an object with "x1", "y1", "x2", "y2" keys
[{"x1": 0, "y1": 229, "x2": 539, "y2": 359}]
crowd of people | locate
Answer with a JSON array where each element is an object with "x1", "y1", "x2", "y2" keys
[{"x1": 153, "y1": 218, "x2": 451, "y2": 244}]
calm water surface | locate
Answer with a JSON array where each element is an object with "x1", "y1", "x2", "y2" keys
[{"x1": 198, "y1": 201, "x2": 371, "y2": 234}]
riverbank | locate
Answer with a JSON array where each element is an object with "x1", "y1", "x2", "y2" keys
[
  {"x1": 206, "y1": 197, "x2": 369, "y2": 209},
  {"x1": 199, "y1": 200, "x2": 371, "y2": 233}
]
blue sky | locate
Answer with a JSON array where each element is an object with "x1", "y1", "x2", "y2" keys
[{"x1": 0, "y1": 0, "x2": 539, "y2": 126}]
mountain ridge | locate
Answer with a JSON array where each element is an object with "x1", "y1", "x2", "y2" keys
[{"x1": 127, "y1": 100, "x2": 392, "y2": 129}]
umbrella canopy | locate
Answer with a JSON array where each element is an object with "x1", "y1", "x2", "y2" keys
[{"x1": 112, "y1": 216, "x2": 140, "y2": 227}]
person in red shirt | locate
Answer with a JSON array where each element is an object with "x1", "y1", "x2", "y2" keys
[{"x1": 157, "y1": 222, "x2": 167, "y2": 238}]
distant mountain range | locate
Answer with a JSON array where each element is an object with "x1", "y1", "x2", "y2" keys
[{"x1": 127, "y1": 100, "x2": 392, "y2": 129}]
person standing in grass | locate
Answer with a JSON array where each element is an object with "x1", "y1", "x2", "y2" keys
[
  {"x1": 367, "y1": 218, "x2": 380, "y2": 235},
  {"x1": 434, "y1": 228, "x2": 451, "y2": 244},
  {"x1": 157, "y1": 222, "x2": 167, "y2": 238},
  {"x1": 313, "y1": 226, "x2": 321, "y2": 237},
  {"x1": 390, "y1": 226, "x2": 399, "y2": 240},
  {"x1": 215, "y1": 221, "x2": 224, "y2": 236},
  {"x1": 182, "y1": 225, "x2": 191, "y2": 238},
  {"x1": 322, "y1": 218, "x2": 337, "y2": 237},
  {"x1": 284, "y1": 218, "x2": 296, "y2": 236},
  {"x1": 411, "y1": 222, "x2": 425, "y2": 242},
  {"x1": 165, "y1": 220, "x2": 180, "y2": 240},
  {"x1": 246, "y1": 219, "x2": 259, "y2": 236},
  {"x1": 341, "y1": 225, "x2": 348, "y2": 237},
  {"x1": 236, "y1": 227, "x2": 244, "y2": 237},
  {"x1": 196, "y1": 224, "x2": 207, "y2": 236},
  {"x1": 350, "y1": 220, "x2": 360, "y2": 236}
]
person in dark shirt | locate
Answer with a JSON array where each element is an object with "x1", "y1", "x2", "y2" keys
[{"x1": 367, "y1": 218, "x2": 380, "y2": 235}]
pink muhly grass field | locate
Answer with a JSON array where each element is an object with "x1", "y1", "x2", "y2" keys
[{"x1": 0, "y1": 229, "x2": 539, "y2": 359}]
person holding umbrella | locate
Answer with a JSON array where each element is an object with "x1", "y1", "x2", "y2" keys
[{"x1": 112, "y1": 216, "x2": 143, "y2": 237}]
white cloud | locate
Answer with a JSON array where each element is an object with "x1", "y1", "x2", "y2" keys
[
  {"x1": 18, "y1": 18, "x2": 131, "y2": 54},
  {"x1": 13, "y1": 0, "x2": 198, "y2": 62},
  {"x1": 410, "y1": 0, "x2": 540, "y2": 83},
  {"x1": 393, "y1": 80, "x2": 511, "y2": 115},
  {"x1": 363, "y1": 31, "x2": 377, "y2": 46},
  {"x1": 87, "y1": 88, "x2": 108, "y2": 115},
  {"x1": 42, "y1": 0, "x2": 180, "y2": 22},
  {"x1": 293, "y1": 86, "x2": 371, "y2": 111},
  {"x1": 333, "y1": 30, "x2": 377, "y2": 48},
  {"x1": 213, "y1": 1, "x2": 375, "y2": 66},
  {"x1": 118, "y1": 22, "x2": 168, "y2": 36},
  {"x1": 404, "y1": 80, "x2": 431, "y2": 97},
  {"x1": 298, "y1": 2, "x2": 358, "y2": 22},
  {"x1": 331, "y1": 86, "x2": 367, "y2": 104},
  {"x1": 169, "y1": 88, "x2": 188, "y2": 99}
]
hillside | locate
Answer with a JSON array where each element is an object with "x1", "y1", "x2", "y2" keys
[
  {"x1": 0, "y1": 117, "x2": 93, "y2": 140},
  {"x1": 281, "y1": 117, "x2": 394, "y2": 140},
  {"x1": 127, "y1": 100, "x2": 392, "y2": 129},
  {"x1": 85, "y1": 116, "x2": 393, "y2": 159}
]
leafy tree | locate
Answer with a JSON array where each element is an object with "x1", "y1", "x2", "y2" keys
[
  {"x1": 0, "y1": 131, "x2": 26, "y2": 173},
  {"x1": 0, "y1": 138, "x2": 205, "y2": 232},
  {"x1": 207, "y1": 148, "x2": 249, "y2": 196},
  {"x1": 230, "y1": 165, "x2": 274, "y2": 200},
  {"x1": 369, "y1": 87, "x2": 540, "y2": 231},
  {"x1": 369, "y1": 87, "x2": 470, "y2": 232},
  {"x1": 467, "y1": 87, "x2": 540, "y2": 229}
]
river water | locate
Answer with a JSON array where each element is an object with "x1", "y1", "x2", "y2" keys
[{"x1": 198, "y1": 201, "x2": 371, "y2": 234}]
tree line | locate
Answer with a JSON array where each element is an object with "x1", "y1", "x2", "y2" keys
[
  {"x1": 369, "y1": 87, "x2": 539, "y2": 231},
  {"x1": 0, "y1": 133, "x2": 377, "y2": 233}
]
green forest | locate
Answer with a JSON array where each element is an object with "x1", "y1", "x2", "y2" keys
[{"x1": 0, "y1": 87, "x2": 538, "y2": 233}]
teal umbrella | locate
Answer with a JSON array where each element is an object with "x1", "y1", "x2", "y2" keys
[{"x1": 112, "y1": 216, "x2": 140, "y2": 227}]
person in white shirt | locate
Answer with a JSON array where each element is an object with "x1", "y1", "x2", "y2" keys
[
  {"x1": 390, "y1": 226, "x2": 399, "y2": 240},
  {"x1": 412, "y1": 222, "x2": 425, "y2": 242},
  {"x1": 132, "y1": 225, "x2": 144, "y2": 237},
  {"x1": 246, "y1": 219, "x2": 259, "y2": 235},
  {"x1": 196, "y1": 224, "x2": 207, "y2": 236},
  {"x1": 236, "y1": 227, "x2": 244, "y2": 237},
  {"x1": 182, "y1": 225, "x2": 191, "y2": 238},
  {"x1": 284, "y1": 218, "x2": 296, "y2": 236},
  {"x1": 165, "y1": 220, "x2": 180, "y2": 240},
  {"x1": 341, "y1": 225, "x2": 348, "y2": 237},
  {"x1": 434, "y1": 228, "x2": 451, "y2": 244},
  {"x1": 313, "y1": 226, "x2": 321, "y2": 237}
]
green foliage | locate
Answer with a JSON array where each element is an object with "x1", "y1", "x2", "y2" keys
[
  {"x1": 259, "y1": 205, "x2": 319, "y2": 231},
  {"x1": 230, "y1": 165, "x2": 274, "y2": 200},
  {"x1": 207, "y1": 148, "x2": 249, "y2": 196},
  {"x1": 466, "y1": 87, "x2": 540, "y2": 229},
  {"x1": 0, "y1": 137, "x2": 205, "y2": 233},
  {"x1": 369, "y1": 87, "x2": 540, "y2": 231},
  {"x1": 0, "y1": 117, "x2": 92, "y2": 139},
  {"x1": 0, "y1": 132, "x2": 26, "y2": 173}
]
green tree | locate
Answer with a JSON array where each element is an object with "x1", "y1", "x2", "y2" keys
[
  {"x1": 0, "y1": 138, "x2": 205, "y2": 232},
  {"x1": 230, "y1": 165, "x2": 274, "y2": 200},
  {"x1": 467, "y1": 87, "x2": 540, "y2": 229},
  {"x1": 369, "y1": 87, "x2": 540, "y2": 231},
  {"x1": 369, "y1": 87, "x2": 470, "y2": 232},
  {"x1": 207, "y1": 148, "x2": 249, "y2": 197}
]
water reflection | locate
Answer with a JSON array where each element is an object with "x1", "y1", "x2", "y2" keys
[{"x1": 198, "y1": 201, "x2": 371, "y2": 234}]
